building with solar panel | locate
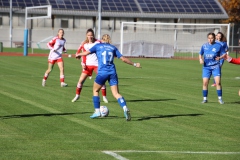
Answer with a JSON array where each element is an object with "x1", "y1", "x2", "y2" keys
[{"x1": 0, "y1": 0, "x2": 234, "y2": 55}]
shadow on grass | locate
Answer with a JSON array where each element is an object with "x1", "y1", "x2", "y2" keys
[
  {"x1": 228, "y1": 101, "x2": 240, "y2": 104},
  {"x1": 128, "y1": 98, "x2": 176, "y2": 102},
  {"x1": 136, "y1": 113, "x2": 203, "y2": 121},
  {"x1": 0, "y1": 112, "x2": 91, "y2": 120}
]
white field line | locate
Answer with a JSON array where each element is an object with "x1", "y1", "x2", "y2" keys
[
  {"x1": 102, "y1": 151, "x2": 129, "y2": 160},
  {"x1": 102, "y1": 150, "x2": 240, "y2": 160}
]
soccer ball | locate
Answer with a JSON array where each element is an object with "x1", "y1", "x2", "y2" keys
[{"x1": 100, "y1": 106, "x2": 109, "y2": 117}]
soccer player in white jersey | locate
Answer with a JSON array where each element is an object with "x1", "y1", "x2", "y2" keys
[
  {"x1": 199, "y1": 32, "x2": 226, "y2": 104},
  {"x1": 76, "y1": 34, "x2": 141, "y2": 121},
  {"x1": 42, "y1": 29, "x2": 68, "y2": 87},
  {"x1": 72, "y1": 28, "x2": 108, "y2": 103},
  {"x1": 211, "y1": 32, "x2": 228, "y2": 87}
]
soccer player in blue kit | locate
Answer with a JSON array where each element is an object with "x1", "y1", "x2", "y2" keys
[
  {"x1": 76, "y1": 34, "x2": 141, "y2": 121},
  {"x1": 199, "y1": 32, "x2": 226, "y2": 104},
  {"x1": 211, "y1": 32, "x2": 228, "y2": 87}
]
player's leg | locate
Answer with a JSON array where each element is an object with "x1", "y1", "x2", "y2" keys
[
  {"x1": 90, "y1": 82, "x2": 102, "y2": 118},
  {"x1": 201, "y1": 67, "x2": 211, "y2": 103},
  {"x1": 109, "y1": 74, "x2": 131, "y2": 121},
  {"x1": 57, "y1": 59, "x2": 67, "y2": 87},
  {"x1": 211, "y1": 78, "x2": 216, "y2": 87},
  {"x1": 213, "y1": 67, "x2": 224, "y2": 104},
  {"x1": 239, "y1": 89, "x2": 240, "y2": 96},
  {"x1": 90, "y1": 74, "x2": 107, "y2": 118},
  {"x1": 42, "y1": 60, "x2": 54, "y2": 87},
  {"x1": 101, "y1": 85, "x2": 108, "y2": 103},
  {"x1": 72, "y1": 73, "x2": 88, "y2": 102},
  {"x1": 94, "y1": 67, "x2": 108, "y2": 103}
]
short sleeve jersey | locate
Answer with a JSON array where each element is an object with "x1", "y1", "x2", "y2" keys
[
  {"x1": 89, "y1": 43, "x2": 123, "y2": 75},
  {"x1": 199, "y1": 42, "x2": 225, "y2": 67}
]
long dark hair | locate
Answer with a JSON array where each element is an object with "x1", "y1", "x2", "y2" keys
[
  {"x1": 84, "y1": 28, "x2": 96, "y2": 43},
  {"x1": 217, "y1": 32, "x2": 227, "y2": 42}
]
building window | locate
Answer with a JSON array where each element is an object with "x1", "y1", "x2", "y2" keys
[{"x1": 61, "y1": 20, "x2": 68, "y2": 28}]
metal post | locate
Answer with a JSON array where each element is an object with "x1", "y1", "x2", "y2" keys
[
  {"x1": 10, "y1": 0, "x2": 12, "y2": 48},
  {"x1": 97, "y1": 0, "x2": 101, "y2": 40},
  {"x1": 24, "y1": 7, "x2": 28, "y2": 56},
  {"x1": 231, "y1": 23, "x2": 234, "y2": 53},
  {"x1": 227, "y1": 23, "x2": 230, "y2": 48}
]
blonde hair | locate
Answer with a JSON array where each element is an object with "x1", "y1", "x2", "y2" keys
[{"x1": 101, "y1": 34, "x2": 111, "y2": 43}]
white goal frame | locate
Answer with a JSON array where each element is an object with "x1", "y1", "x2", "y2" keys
[
  {"x1": 120, "y1": 22, "x2": 230, "y2": 58},
  {"x1": 24, "y1": 5, "x2": 52, "y2": 56}
]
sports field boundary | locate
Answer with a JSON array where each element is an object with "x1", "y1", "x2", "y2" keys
[
  {"x1": 0, "y1": 52, "x2": 74, "y2": 57},
  {"x1": 102, "y1": 150, "x2": 240, "y2": 160}
]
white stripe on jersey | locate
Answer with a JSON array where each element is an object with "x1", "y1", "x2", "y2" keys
[{"x1": 83, "y1": 41, "x2": 99, "y2": 66}]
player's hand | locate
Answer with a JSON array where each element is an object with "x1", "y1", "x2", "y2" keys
[
  {"x1": 81, "y1": 62, "x2": 86, "y2": 69},
  {"x1": 199, "y1": 59, "x2": 204, "y2": 64},
  {"x1": 222, "y1": 54, "x2": 228, "y2": 60},
  {"x1": 215, "y1": 56, "x2": 220, "y2": 61},
  {"x1": 225, "y1": 55, "x2": 232, "y2": 62},
  {"x1": 75, "y1": 53, "x2": 81, "y2": 59}
]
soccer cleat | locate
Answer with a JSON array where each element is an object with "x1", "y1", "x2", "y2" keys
[
  {"x1": 71, "y1": 95, "x2": 80, "y2": 102},
  {"x1": 103, "y1": 96, "x2": 108, "y2": 103},
  {"x1": 211, "y1": 84, "x2": 216, "y2": 87},
  {"x1": 42, "y1": 79, "x2": 46, "y2": 87},
  {"x1": 201, "y1": 100, "x2": 208, "y2": 103},
  {"x1": 90, "y1": 112, "x2": 101, "y2": 119},
  {"x1": 218, "y1": 99, "x2": 224, "y2": 104},
  {"x1": 124, "y1": 110, "x2": 131, "y2": 121},
  {"x1": 61, "y1": 82, "x2": 68, "y2": 87}
]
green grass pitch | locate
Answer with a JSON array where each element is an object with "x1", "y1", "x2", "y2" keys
[{"x1": 0, "y1": 56, "x2": 239, "y2": 160}]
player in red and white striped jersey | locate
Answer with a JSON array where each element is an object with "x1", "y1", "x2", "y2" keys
[
  {"x1": 42, "y1": 29, "x2": 68, "y2": 87},
  {"x1": 72, "y1": 28, "x2": 108, "y2": 103}
]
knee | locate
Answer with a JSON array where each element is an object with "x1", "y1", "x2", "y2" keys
[{"x1": 203, "y1": 82, "x2": 208, "y2": 86}]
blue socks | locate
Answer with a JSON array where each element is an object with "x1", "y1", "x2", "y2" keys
[
  {"x1": 93, "y1": 96, "x2": 100, "y2": 109},
  {"x1": 202, "y1": 90, "x2": 208, "y2": 98},
  {"x1": 117, "y1": 97, "x2": 126, "y2": 108},
  {"x1": 217, "y1": 90, "x2": 222, "y2": 97}
]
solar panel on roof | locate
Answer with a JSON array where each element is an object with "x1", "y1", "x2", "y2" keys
[
  {"x1": 137, "y1": 0, "x2": 223, "y2": 14},
  {"x1": 0, "y1": 0, "x2": 224, "y2": 14}
]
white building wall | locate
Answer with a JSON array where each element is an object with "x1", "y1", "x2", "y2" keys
[{"x1": 0, "y1": 12, "x2": 217, "y2": 49}]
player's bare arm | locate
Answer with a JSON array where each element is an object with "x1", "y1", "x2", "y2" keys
[
  {"x1": 75, "y1": 51, "x2": 91, "y2": 58},
  {"x1": 199, "y1": 55, "x2": 204, "y2": 64},
  {"x1": 215, "y1": 53, "x2": 227, "y2": 61},
  {"x1": 120, "y1": 56, "x2": 141, "y2": 68}
]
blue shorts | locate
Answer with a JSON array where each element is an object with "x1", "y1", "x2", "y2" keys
[
  {"x1": 202, "y1": 65, "x2": 221, "y2": 79},
  {"x1": 95, "y1": 73, "x2": 118, "y2": 86}
]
